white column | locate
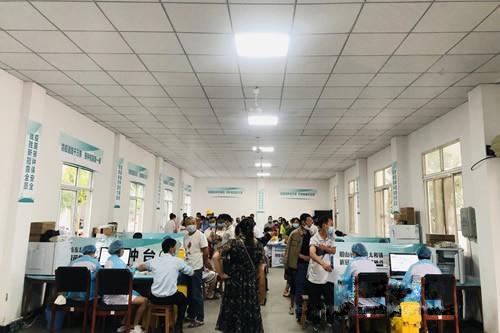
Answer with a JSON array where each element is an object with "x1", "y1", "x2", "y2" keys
[
  {"x1": 356, "y1": 159, "x2": 369, "y2": 235},
  {"x1": 110, "y1": 134, "x2": 128, "y2": 230},
  {"x1": 390, "y1": 136, "x2": 411, "y2": 208},
  {"x1": 466, "y1": 84, "x2": 500, "y2": 333},
  {"x1": 334, "y1": 171, "x2": 346, "y2": 232}
]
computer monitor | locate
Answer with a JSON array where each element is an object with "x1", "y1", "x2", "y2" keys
[
  {"x1": 99, "y1": 247, "x2": 131, "y2": 266},
  {"x1": 389, "y1": 253, "x2": 419, "y2": 277}
]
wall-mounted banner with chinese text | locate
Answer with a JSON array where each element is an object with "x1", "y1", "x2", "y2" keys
[
  {"x1": 280, "y1": 188, "x2": 317, "y2": 200},
  {"x1": 59, "y1": 133, "x2": 103, "y2": 166},
  {"x1": 114, "y1": 158, "x2": 124, "y2": 208},
  {"x1": 163, "y1": 175, "x2": 175, "y2": 188},
  {"x1": 19, "y1": 120, "x2": 42, "y2": 203},
  {"x1": 207, "y1": 187, "x2": 244, "y2": 198},
  {"x1": 128, "y1": 162, "x2": 148, "y2": 182}
]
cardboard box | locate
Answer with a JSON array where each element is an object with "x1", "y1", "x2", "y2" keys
[
  {"x1": 29, "y1": 221, "x2": 56, "y2": 242},
  {"x1": 395, "y1": 207, "x2": 415, "y2": 225},
  {"x1": 426, "y1": 234, "x2": 456, "y2": 246}
]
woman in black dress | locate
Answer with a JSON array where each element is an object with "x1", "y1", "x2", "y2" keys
[{"x1": 213, "y1": 217, "x2": 266, "y2": 333}]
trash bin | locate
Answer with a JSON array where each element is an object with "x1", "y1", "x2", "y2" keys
[{"x1": 45, "y1": 307, "x2": 65, "y2": 332}]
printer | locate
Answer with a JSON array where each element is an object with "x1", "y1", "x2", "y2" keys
[
  {"x1": 26, "y1": 241, "x2": 71, "y2": 275},
  {"x1": 430, "y1": 247, "x2": 465, "y2": 283}
]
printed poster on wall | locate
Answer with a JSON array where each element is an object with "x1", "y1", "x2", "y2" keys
[
  {"x1": 392, "y1": 161, "x2": 399, "y2": 213},
  {"x1": 257, "y1": 189, "x2": 264, "y2": 213},
  {"x1": 59, "y1": 133, "x2": 103, "y2": 166},
  {"x1": 19, "y1": 120, "x2": 42, "y2": 203},
  {"x1": 280, "y1": 188, "x2": 317, "y2": 200},
  {"x1": 114, "y1": 158, "x2": 124, "y2": 208},
  {"x1": 207, "y1": 187, "x2": 244, "y2": 198},
  {"x1": 128, "y1": 162, "x2": 148, "y2": 182}
]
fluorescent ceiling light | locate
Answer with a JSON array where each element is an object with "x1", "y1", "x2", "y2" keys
[
  {"x1": 235, "y1": 33, "x2": 289, "y2": 57},
  {"x1": 257, "y1": 172, "x2": 270, "y2": 177},
  {"x1": 255, "y1": 162, "x2": 272, "y2": 168},
  {"x1": 252, "y1": 146, "x2": 274, "y2": 153},
  {"x1": 248, "y1": 114, "x2": 278, "y2": 126}
]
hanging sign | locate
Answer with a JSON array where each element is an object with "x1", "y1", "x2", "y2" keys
[
  {"x1": 114, "y1": 158, "x2": 124, "y2": 208},
  {"x1": 59, "y1": 133, "x2": 103, "y2": 165},
  {"x1": 257, "y1": 189, "x2": 265, "y2": 213},
  {"x1": 207, "y1": 187, "x2": 244, "y2": 198},
  {"x1": 19, "y1": 120, "x2": 42, "y2": 203},
  {"x1": 184, "y1": 184, "x2": 192, "y2": 193},
  {"x1": 280, "y1": 188, "x2": 317, "y2": 200},
  {"x1": 392, "y1": 161, "x2": 399, "y2": 213},
  {"x1": 128, "y1": 162, "x2": 148, "y2": 181},
  {"x1": 163, "y1": 176, "x2": 175, "y2": 188}
]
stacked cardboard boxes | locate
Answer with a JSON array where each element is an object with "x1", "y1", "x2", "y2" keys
[{"x1": 29, "y1": 221, "x2": 56, "y2": 242}]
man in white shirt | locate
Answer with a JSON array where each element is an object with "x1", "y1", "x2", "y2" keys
[
  {"x1": 161, "y1": 213, "x2": 178, "y2": 233},
  {"x1": 137, "y1": 238, "x2": 193, "y2": 333},
  {"x1": 219, "y1": 214, "x2": 236, "y2": 246},
  {"x1": 183, "y1": 217, "x2": 209, "y2": 327},
  {"x1": 307, "y1": 215, "x2": 336, "y2": 331}
]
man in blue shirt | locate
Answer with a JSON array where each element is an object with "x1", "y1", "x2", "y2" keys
[
  {"x1": 67, "y1": 244, "x2": 100, "y2": 301},
  {"x1": 403, "y1": 246, "x2": 442, "y2": 304},
  {"x1": 137, "y1": 238, "x2": 194, "y2": 333}
]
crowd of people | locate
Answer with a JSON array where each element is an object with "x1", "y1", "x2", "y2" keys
[{"x1": 67, "y1": 210, "x2": 443, "y2": 333}]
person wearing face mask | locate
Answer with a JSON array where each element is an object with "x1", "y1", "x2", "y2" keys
[
  {"x1": 219, "y1": 214, "x2": 235, "y2": 246},
  {"x1": 183, "y1": 217, "x2": 209, "y2": 328},
  {"x1": 282, "y1": 217, "x2": 303, "y2": 314},
  {"x1": 307, "y1": 215, "x2": 336, "y2": 331}
]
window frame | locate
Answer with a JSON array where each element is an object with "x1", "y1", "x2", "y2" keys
[
  {"x1": 348, "y1": 179, "x2": 359, "y2": 234},
  {"x1": 374, "y1": 166, "x2": 393, "y2": 237},
  {"x1": 128, "y1": 181, "x2": 145, "y2": 232}
]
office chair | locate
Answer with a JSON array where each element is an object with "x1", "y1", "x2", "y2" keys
[
  {"x1": 353, "y1": 273, "x2": 390, "y2": 333},
  {"x1": 421, "y1": 274, "x2": 460, "y2": 333}
]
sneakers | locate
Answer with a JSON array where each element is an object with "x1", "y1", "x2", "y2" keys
[
  {"x1": 133, "y1": 326, "x2": 144, "y2": 333},
  {"x1": 116, "y1": 326, "x2": 127, "y2": 333},
  {"x1": 188, "y1": 320, "x2": 204, "y2": 328}
]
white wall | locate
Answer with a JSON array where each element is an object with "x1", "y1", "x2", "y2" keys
[{"x1": 193, "y1": 177, "x2": 330, "y2": 230}]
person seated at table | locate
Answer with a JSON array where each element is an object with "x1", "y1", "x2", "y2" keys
[
  {"x1": 104, "y1": 240, "x2": 148, "y2": 333},
  {"x1": 403, "y1": 246, "x2": 442, "y2": 304},
  {"x1": 339, "y1": 243, "x2": 382, "y2": 308},
  {"x1": 67, "y1": 244, "x2": 100, "y2": 301},
  {"x1": 137, "y1": 238, "x2": 194, "y2": 333}
]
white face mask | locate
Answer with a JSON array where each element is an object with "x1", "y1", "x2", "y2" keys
[
  {"x1": 328, "y1": 226, "x2": 335, "y2": 237},
  {"x1": 186, "y1": 225, "x2": 197, "y2": 234}
]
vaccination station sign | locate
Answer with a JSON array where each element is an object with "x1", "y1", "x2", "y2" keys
[
  {"x1": 280, "y1": 188, "x2": 317, "y2": 200},
  {"x1": 207, "y1": 187, "x2": 244, "y2": 198}
]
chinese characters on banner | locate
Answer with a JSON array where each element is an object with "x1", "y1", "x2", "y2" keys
[
  {"x1": 114, "y1": 158, "x2": 124, "y2": 208},
  {"x1": 279, "y1": 188, "x2": 317, "y2": 200},
  {"x1": 392, "y1": 161, "x2": 399, "y2": 213},
  {"x1": 207, "y1": 187, "x2": 244, "y2": 198},
  {"x1": 128, "y1": 162, "x2": 148, "y2": 181},
  {"x1": 59, "y1": 133, "x2": 103, "y2": 165},
  {"x1": 257, "y1": 189, "x2": 264, "y2": 213},
  {"x1": 19, "y1": 120, "x2": 42, "y2": 203}
]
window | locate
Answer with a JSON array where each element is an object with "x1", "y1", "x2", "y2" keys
[
  {"x1": 58, "y1": 164, "x2": 93, "y2": 236},
  {"x1": 423, "y1": 141, "x2": 464, "y2": 238},
  {"x1": 333, "y1": 186, "x2": 338, "y2": 228},
  {"x1": 128, "y1": 182, "x2": 145, "y2": 232},
  {"x1": 184, "y1": 194, "x2": 192, "y2": 216},
  {"x1": 163, "y1": 189, "x2": 174, "y2": 223},
  {"x1": 374, "y1": 166, "x2": 393, "y2": 237},
  {"x1": 348, "y1": 180, "x2": 359, "y2": 234}
]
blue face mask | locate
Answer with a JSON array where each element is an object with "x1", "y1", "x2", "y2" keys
[
  {"x1": 217, "y1": 223, "x2": 224, "y2": 228},
  {"x1": 187, "y1": 225, "x2": 197, "y2": 234},
  {"x1": 328, "y1": 226, "x2": 335, "y2": 237},
  {"x1": 209, "y1": 223, "x2": 216, "y2": 228},
  {"x1": 292, "y1": 223, "x2": 300, "y2": 229}
]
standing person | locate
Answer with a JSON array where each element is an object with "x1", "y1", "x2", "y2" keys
[
  {"x1": 219, "y1": 214, "x2": 235, "y2": 246},
  {"x1": 294, "y1": 213, "x2": 314, "y2": 321},
  {"x1": 307, "y1": 215, "x2": 336, "y2": 331},
  {"x1": 183, "y1": 217, "x2": 209, "y2": 328},
  {"x1": 213, "y1": 218, "x2": 266, "y2": 333},
  {"x1": 137, "y1": 238, "x2": 194, "y2": 333},
  {"x1": 264, "y1": 216, "x2": 273, "y2": 231},
  {"x1": 104, "y1": 240, "x2": 148, "y2": 333},
  {"x1": 283, "y1": 218, "x2": 302, "y2": 314},
  {"x1": 161, "y1": 213, "x2": 178, "y2": 233}
]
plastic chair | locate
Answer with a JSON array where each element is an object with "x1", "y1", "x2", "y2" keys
[
  {"x1": 90, "y1": 269, "x2": 133, "y2": 333},
  {"x1": 143, "y1": 304, "x2": 174, "y2": 333},
  {"x1": 421, "y1": 274, "x2": 460, "y2": 333},
  {"x1": 353, "y1": 273, "x2": 390, "y2": 333},
  {"x1": 50, "y1": 266, "x2": 91, "y2": 333}
]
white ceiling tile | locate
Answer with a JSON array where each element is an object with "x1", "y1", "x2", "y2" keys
[
  {"x1": 110, "y1": 71, "x2": 157, "y2": 85},
  {"x1": 0, "y1": 32, "x2": 29, "y2": 52},
  {"x1": 284, "y1": 74, "x2": 328, "y2": 87},
  {"x1": 327, "y1": 73, "x2": 375, "y2": 86},
  {"x1": 476, "y1": 55, "x2": 500, "y2": 72},
  {"x1": 85, "y1": 85, "x2": 129, "y2": 97},
  {"x1": 230, "y1": 4, "x2": 294, "y2": 33},
  {"x1": 205, "y1": 86, "x2": 243, "y2": 98},
  {"x1": 174, "y1": 98, "x2": 210, "y2": 108},
  {"x1": 387, "y1": 98, "x2": 429, "y2": 109},
  {"x1": 243, "y1": 87, "x2": 281, "y2": 99},
  {"x1": 293, "y1": 4, "x2": 361, "y2": 33},
  {"x1": 239, "y1": 58, "x2": 286, "y2": 73},
  {"x1": 412, "y1": 73, "x2": 468, "y2": 86},
  {"x1": 124, "y1": 85, "x2": 168, "y2": 98},
  {"x1": 189, "y1": 55, "x2": 238, "y2": 73},
  {"x1": 317, "y1": 99, "x2": 354, "y2": 108},
  {"x1": 379, "y1": 108, "x2": 415, "y2": 117},
  {"x1": 428, "y1": 55, "x2": 493, "y2": 73},
  {"x1": 450, "y1": 32, "x2": 500, "y2": 54},
  {"x1": 476, "y1": 7, "x2": 500, "y2": 32},
  {"x1": 354, "y1": 3, "x2": 429, "y2": 33},
  {"x1": 399, "y1": 86, "x2": 447, "y2": 99},
  {"x1": 9, "y1": 31, "x2": 79, "y2": 53},
  {"x1": 138, "y1": 97, "x2": 176, "y2": 107},
  {"x1": 381, "y1": 55, "x2": 439, "y2": 73},
  {"x1": 179, "y1": 34, "x2": 235, "y2": 55},
  {"x1": 99, "y1": 3, "x2": 172, "y2": 31},
  {"x1": 321, "y1": 86, "x2": 363, "y2": 98},
  {"x1": 0, "y1": 2, "x2": 54, "y2": 30},
  {"x1": 213, "y1": 99, "x2": 246, "y2": 109},
  {"x1": 343, "y1": 34, "x2": 405, "y2": 55},
  {"x1": 241, "y1": 73, "x2": 284, "y2": 86},
  {"x1": 334, "y1": 56, "x2": 388, "y2": 73},
  {"x1": 369, "y1": 73, "x2": 420, "y2": 86},
  {"x1": 123, "y1": 32, "x2": 183, "y2": 54},
  {"x1": 42, "y1": 53, "x2": 99, "y2": 70},
  {"x1": 289, "y1": 34, "x2": 347, "y2": 56},
  {"x1": 33, "y1": 2, "x2": 114, "y2": 31},
  {"x1": 455, "y1": 72, "x2": 500, "y2": 86},
  {"x1": 153, "y1": 72, "x2": 199, "y2": 86},
  {"x1": 287, "y1": 56, "x2": 336, "y2": 74},
  {"x1": 44, "y1": 84, "x2": 92, "y2": 97},
  {"x1": 91, "y1": 54, "x2": 145, "y2": 71},
  {"x1": 165, "y1": 4, "x2": 231, "y2": 33},
  {"x1": 359, "y1": 86, "x2": 405, "y2": 99},
  {"x1": 282, "y1": 99, "x2": 317, "y2": 109},
  {"x1": 438, "y1": 86, "x2": 472, "y2": 99},
  {"x1": 414, "y1": 2, "x2": 497, "y2": 32},
  {"x1": 351, "y1": 98, "x2": 392, "y2": 109},
  {"x1": 396, "y1": 33, "x2": 465, "y2": 55},
  {"x1": 102, "y1": 96, "x2": 140, "y2": 107},
  {"x1": 65, "y1": 71, "x2": 115, "y2": 85},
  {"x1": 140, "y1": 55, "x2": 191, "y2": 72},
  {"x1": 283, "y1": 87, "x2": 322, "y2": 99},
  {"x1": 66, "y1": 32, "x2": 131, "y2": 54},
  {"x1": 21, "y1": 70, "x2": 73, "y2": 84},
  {"x1": 198, "y1": 73, "x2": 240, "y2": 86},
  {"x1": 425, "y1": 98, "x2": 465, "y2": 109},
  {"x1": 66, "y1": 96, "x2": 106, "y2": 106},
  {"x1": 0, "y1": 53, "x2": 54, "y2": 70}
]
